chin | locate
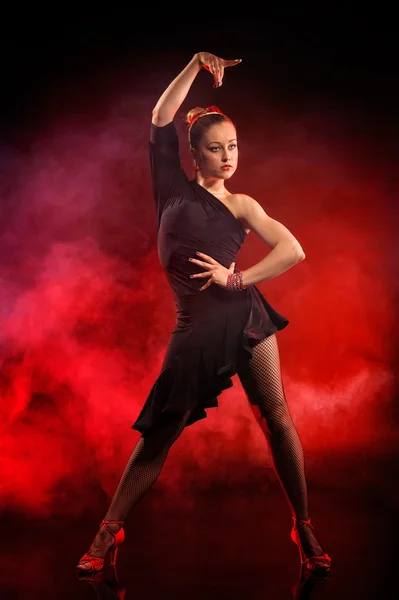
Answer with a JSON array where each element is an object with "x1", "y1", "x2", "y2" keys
[{"x1": 219, "y1": 169, "x2": 235, "y2": 179}]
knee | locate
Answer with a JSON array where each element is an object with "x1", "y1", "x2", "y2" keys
[
  {"x1": 269, "y1": 415, "x2": 296, "y2": 437},
  {"x1": 139, "y1": 420, "x2": 183, "y2": 460},
  {"x1": 256, "y1": 410, "x2": 296, "y2": 438}
]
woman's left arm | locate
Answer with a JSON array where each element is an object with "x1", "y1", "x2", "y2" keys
[{"x1": 237, "y1": 194, "x2": 306, "y2": 287}]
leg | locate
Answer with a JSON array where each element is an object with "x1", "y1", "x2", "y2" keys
[
  {"x1": 105, "y1": 410, "x2": 193, "y2": 524},
  {"x1": 78, "y1": 409, "x2": 192, "y2": 568},
  {"x1": 237, "y1": 335, "x2": 330, "y2": 571},
  {"x1": 237, "y1": 334, "x2": 308, "y2": 520}
]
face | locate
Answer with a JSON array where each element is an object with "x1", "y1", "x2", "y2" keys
[{"x1": 193, "y1": 121, "x2": 238, "y2": 179}]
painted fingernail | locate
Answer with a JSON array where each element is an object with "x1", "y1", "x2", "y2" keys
[{"x1": 190, "y1": 275, "x2": 194, "y2": 278}]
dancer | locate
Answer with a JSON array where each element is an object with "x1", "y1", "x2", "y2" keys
[{"x1": 77, "y1": 52, "x2": 331, "y2": 579}]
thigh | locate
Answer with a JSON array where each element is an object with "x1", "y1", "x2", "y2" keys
[
  {"x1": 237, "y1": 334, "x2": 292, "y2": 433},
  {"x1": 141, "y1": 409, "x2": 192, "y2": 458}
]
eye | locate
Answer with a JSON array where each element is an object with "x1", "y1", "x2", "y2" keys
[
  {"x1": 209, "y1": 147, "x2": 219, "y2": 152},
  {"x1": 229, "y1": 144, "x2": 237, "y2": 150}
]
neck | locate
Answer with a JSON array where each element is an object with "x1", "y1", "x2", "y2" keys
[{"x1": 195, "y1": 175, "x2": 226, "y2": 196}]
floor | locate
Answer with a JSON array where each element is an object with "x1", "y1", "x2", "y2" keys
[{"x1": 1, "y1": 449, "x2": 398, "y2": 599}]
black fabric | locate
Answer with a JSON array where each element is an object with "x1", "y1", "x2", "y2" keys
[{"x1": 132, "y1": 120, "x2": 289, "y2": 435}]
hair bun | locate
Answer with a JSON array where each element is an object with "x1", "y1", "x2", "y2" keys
[
  {"x1": 186, "y1": 105, "x2": 224, "y2": 125},
  {"x1": 205, "y1": 105, "x2": 223, "y2": 115},
  {"x1": 186, "y1": 107, "x2": 206, "y2": 125}
]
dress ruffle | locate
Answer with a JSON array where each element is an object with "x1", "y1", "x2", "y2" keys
[
  {"x1": 241, "y1": 284, "x2": 289, "y2": 357},
  {"x1": 132, "y1": 285, "x2": 288, "y2": 435}
]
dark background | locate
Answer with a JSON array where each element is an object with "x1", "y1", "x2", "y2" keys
[
  {"x1": 0, "y1": 6, "x2": 398, "y2": 599},
  {"x1": 1, "y1": 6, "x2": 397, "y2": 140}
]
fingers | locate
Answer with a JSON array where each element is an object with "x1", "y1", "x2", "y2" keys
[
  {"x1": 190, "y1": 270, "x2": 213, "y2": 279},
  {"x1": 211, "y1": 58, "x2": 241, "y2": 88},
  {"x1": 188, "y1": 254, "x2": 215, "y2": 279},
  {"x1": 188, "y1": 252, "x2": 222, "y2": 290},
  {"x1": 206, "y1": 61, "x2": 222, "y2": 88},
  {"x1": 213, "y1": 63, "x2": 224, "y2": 88},
  {"x1": 199, "y1": 273, "x2": 215, "y2": 291},
  {"x1": 192, "y1": 251, "x2": 217, "y2": 264},
  {"x1": 223, "y1": 58, "x2": 242, "y2": 67},
  {"x1": 204, "y1": 58, "x2": 239, "y2": 88}
]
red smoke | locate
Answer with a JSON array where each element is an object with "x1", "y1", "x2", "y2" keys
[{"x1": 0, "y1": 69, "x2": 397, "y2": 517}]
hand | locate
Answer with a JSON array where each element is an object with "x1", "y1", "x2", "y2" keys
[
  {"x1": 197, "y1": 52, "x2": 242, "y2": 88},
  {"x1": 189, "y1": 251, "x2": 235, "y2": 291}
]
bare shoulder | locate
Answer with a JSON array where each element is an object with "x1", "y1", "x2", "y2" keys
[
  {"x1": 216, "y1": 190, "x2": 251, "y2": 234},
  {"x1": 233, "y1": 193, "x2": 305, "y2": 253},
  {"x1": 235, "y1": 193, "x2": 259, "y2": 209},
  {"x1": 233, "y1": 193, "x2": 260, "y2": 233}
]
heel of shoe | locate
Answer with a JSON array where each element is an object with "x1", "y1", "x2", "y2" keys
[
  {"x1": 110, "y1": 545, "x2": 119, "y2": 566},
  {"x1": 113, "y1": 527, "x2": 125, "y2": 548},
  {"x1": 103, "y1": 521, "x2": 125, "y2": 567},
  {"x1": 291, "y1": 517, "x2": 331, "y2": 578}
]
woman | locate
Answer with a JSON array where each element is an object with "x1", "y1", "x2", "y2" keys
[{"x1": 76, "y1": 52, "x2": 331, "y2": 579}]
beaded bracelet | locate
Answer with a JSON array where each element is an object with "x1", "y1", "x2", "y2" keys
[{"x1": 226, "y1": 270, "x2": 247, "y2": 291}]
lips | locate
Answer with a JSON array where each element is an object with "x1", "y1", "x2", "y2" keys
[{"x1": 221, "y1": 165, "x2": 233, "y2": 170}]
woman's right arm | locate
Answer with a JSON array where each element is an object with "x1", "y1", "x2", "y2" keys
[
  {"x1": 150, "y1": 53, "x2": 242, "y2": 227},
  {"x1": 152, "y1": 52, "x2": 242, "y2": 126},
  {"x1": 152, "y1": 54, "x2": 202, "y2": 126}
]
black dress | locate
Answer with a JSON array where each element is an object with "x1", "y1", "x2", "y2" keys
[{"x1": 132, "y1": 120, "x2": 289, "y2": 435}]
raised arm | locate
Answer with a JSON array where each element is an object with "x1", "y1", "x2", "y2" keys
[
  {"x1": 152, "y1": 52, "x2": 242, "y2": 126},
  {"x1": 152, "y1": 55, "x2": 201, "y2": 126},
  {"x1": 150, "y1": 53, "x2": 242, "y2": 228}
]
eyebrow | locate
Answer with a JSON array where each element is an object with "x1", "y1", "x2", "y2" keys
[{"x1": 208, "y1": 139, "x2": 237, "y2": 144}]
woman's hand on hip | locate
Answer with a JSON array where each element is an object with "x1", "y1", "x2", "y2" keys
[
  {"x1": 189, "y1": 251, "x2": 235, "y2": 291},
  {"x1": 197, "y1": 52, "x2": 242, "y2": 88}
]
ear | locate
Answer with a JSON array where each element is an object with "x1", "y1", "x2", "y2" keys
[{"x1": 191, "y1": 147, "x2": 198, "y2": 161}]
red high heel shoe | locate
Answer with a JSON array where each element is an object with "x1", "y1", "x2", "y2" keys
[
  {"x1": 76, "y1": 520, "x2": 125, "y2": 574},
  {"x1": 291, "y1": 517, "x2": 331, "y2": 578}
]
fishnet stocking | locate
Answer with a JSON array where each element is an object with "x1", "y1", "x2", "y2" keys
[
  {"x1": 237, "y1": 334, "x2": 327, "y2": 558},
  {"x1": 86, "y1": 410, "x2": 192, "y2": 559},
  {"x1": 237, "y1": 334, "x2": 307, "y2": 519}
]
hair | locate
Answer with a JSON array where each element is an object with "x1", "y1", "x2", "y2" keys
[{"x1": 186, "y1": 105, "x2": 235, "y2": 151}]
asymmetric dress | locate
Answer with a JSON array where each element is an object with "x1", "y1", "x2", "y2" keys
[{"x1": 132, "y1": 120, "x2": 289, "y2": 435}]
